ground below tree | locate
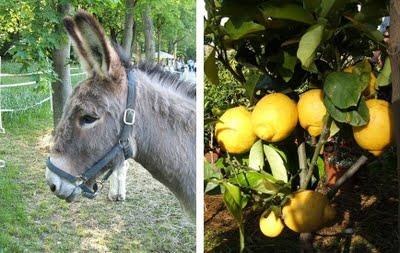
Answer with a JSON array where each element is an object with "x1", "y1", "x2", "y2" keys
[{"x1": 205, "y1": 157, "x2": 398, "y2": 253}]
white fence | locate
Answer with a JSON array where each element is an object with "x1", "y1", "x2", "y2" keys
[
  {"x1": 0, "y1": 58, "x2": 85, "y2": 168},
  {"x1": 0, "y1": 57, "x2": 4, "y2": 168},
  {"x1": 0, "y1": 58, "x2": 85, "y2": 129}
]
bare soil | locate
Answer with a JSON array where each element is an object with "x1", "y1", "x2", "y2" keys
[{"x1": 204, "y1": 161, "x2": 398, "y2": 253}]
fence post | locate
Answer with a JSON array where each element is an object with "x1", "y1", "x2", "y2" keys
[
  {"x1": 0, "y1": 56, "x2": 4, "y2": 134},
  {"x1": 0, "y1": 56, "x2": 5, "y2": 169},
  {"x1": 49, "y1": 80, "x2": 53, "y2": 112}
]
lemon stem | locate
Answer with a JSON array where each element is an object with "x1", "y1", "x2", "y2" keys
[
  {"x1": 327, "y1": 155, "x2": 368, "y2": 199},
  {"x1": 302, "y1": 115, "x2": 333, "y2": 189}
]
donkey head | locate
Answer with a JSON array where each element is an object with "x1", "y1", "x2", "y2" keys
[{"x1": 46, "y1": 10, "x2": 133, "y2": 202}]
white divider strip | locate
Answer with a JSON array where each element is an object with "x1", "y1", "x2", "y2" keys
[
  {"x1": 0, "y1": 67, "x2": 81, "y2": 77},
  {"x1": 0, "y1": 72, "x2": 42, "y2": 77},
  {"x1": 0, "y1": 81, "x2": 37, "y2": 88},
  {"x1": 71, "y1": 72, "x2": 86, "y2": 77},
  {"x1": 0, "y1": 96, "x2": 51, "y2": 112},
  {"x1": 1, "y1": 72, "x2": 84, "y2": 88}
]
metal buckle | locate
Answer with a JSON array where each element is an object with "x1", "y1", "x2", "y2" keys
[
  {"x1": 123, "y1": 109, "x2": 135, "y2": 126},
  {"x1": 96, "y1": 180, "x2": 104, "y2": 191}
]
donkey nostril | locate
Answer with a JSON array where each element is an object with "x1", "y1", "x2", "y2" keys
[{"x1": 50, "y1": 184, "x2": 57, "y2": 192}]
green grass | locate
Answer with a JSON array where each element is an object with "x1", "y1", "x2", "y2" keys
[
  {"x1": 0, "y1": 61, "x2": 195, "y2": 252},
  {"x1": 1, "y1": 61, "x2": 85, "y2": 112}
]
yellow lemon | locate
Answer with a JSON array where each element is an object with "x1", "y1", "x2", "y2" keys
[
  {"x1": 251, "y1": 93, "x2": 298, "y2": 142},
  {"x1": 259, "y1": 209, "x2": 284, "y2": 237},
  {"x1": 344, "y1": 66, "x2": 377, "y2": 98},
  {"x1": 215, "y1": 106, "x2": 257, "y2": 154},
  {"x1": 353, "y1": 99, "x2": 393, "y2": 156},
  {"x1": 282, "y1": 190, "x2": 336, "y2": 233},
  {"x1": 297, "y1": 89, "x2": 327, "y2": 136}
]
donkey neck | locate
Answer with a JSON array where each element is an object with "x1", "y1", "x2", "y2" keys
[{"x1": 130, "y1": 70, "x2": 196, "y2": 216}]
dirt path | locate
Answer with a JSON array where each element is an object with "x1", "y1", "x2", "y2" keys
[{"x1": 1, "y1": 128, "x2": 195, "y2": 252}]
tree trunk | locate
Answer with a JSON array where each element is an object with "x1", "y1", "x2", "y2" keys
[
  {"x1": 388, "y1": 1, "x2": 400, "y2": 248},
  {"x1": 168, "y1": 41, "x2": 174, "y2": 54},
  {"x1": 51, "y1": 3, "x2": 72, "y2": 127},
  {"x1": 122, "y1": 0, "x2": 135, "y2": 56},
  {"x1": 174, "y1": 42, "x2": 178, "y2": 58},
  {"x1": 142, "y1": 5, "x2": 155, "y2": 62},
  {"x1": 110, "y1": 28, "x2": 118, "y2": 44},
  {"x1": 135, "y1": 41, "x2": 142, "y2": 62},
  {"x1": 130, "y1": 23, "x2": 137, "y2": 61},
  {"x1": 157, "y1": 31, "x2": 161, "y2": 63}
]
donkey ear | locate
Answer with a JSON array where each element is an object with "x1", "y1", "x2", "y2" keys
[
  {"x1": 64, "y1": 10, "x2": 121, "y2": 78},
  {"x1": 63, "y1": 17, "x2": 95, "y2": 72}
]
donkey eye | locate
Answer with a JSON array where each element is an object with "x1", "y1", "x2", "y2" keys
[{"x1": 80, "y1": 115, "x2": 99, "y2": 125}]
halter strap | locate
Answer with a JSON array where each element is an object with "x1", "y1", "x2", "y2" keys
[{"x1": 46, "y1": 70, "x2": 137, "y2": 199}]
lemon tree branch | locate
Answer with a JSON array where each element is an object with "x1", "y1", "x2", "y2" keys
[
  {"x1": 298, "y1": 141, "x2": 308, "y2": 188},
  {"x1": 327, "y1": 155, "x2": 368, "y2": 199},
  {"x1": 301, "y1": 115, "x2": 333, "y2": 189}
]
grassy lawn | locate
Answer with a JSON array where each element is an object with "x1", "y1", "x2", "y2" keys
[{"x1": 0, "y1": 62, "x2": 195, "y2": 252}]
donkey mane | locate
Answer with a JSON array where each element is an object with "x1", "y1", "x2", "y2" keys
[{"x1": 113, "y1": 44, "x2": 196, "y2": 100}]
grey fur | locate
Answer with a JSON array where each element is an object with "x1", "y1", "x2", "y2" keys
[{"x1": 51, "y1": 10, "x2": 196, "y2": 217}]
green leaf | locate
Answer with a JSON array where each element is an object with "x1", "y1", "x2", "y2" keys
[
  {"x1": 204, "y1": 49, "x2": 219, "y2": 85},
  {"x1": 319, "y1": 0, "x2": 347, "y2": 18},
  {"x1": 220, "y1": 2, "x2": 264, "y2": 22},
  {"x1": 377, "y1": 57, "x2": 392, "y2": 87},
  {"x1": 347, "y1": 60, "x2": 373, "y2": 89},
  {"x1": 204, "y1": 159, "x2": 223, "y2": 180},
  {"x1": 244, "y1": 69, "x2": 262, "y2": 104},
  {"x1": 222, "y1": 182, "x2": 243, "y2": 221},
  {"x1": 297, "y1": 23, "x2": 325, "y2": 71},
  {"x1": 303, "y1": 0, "x2": 321, "y2": 11},
  {"x1": 225, "y1": 19, "x2": 265, "y2": 40},
  {"x1": 259, "y1": 3, "x2": 315, "y2": 24},
  {"x1": 324, "y1": 95, "x2": 369, "y2": 126},
  {"x1": 324, "y1": 72, "x2": 366, "y2": 109},
  {"x1": 278, "y1": 51, "x2": 298, "y2": 82},
  {"x1": 329, "y1": 120, "x2": 340, "y2": 138},
  {"x1": 263, "y1": 145, "x2": 288, "y2": 183},
  {"x1": 229, "y1": 171, "x2": 282, "y2": 194},
  {"x1": 346, "y1": 16, "x2": 384, "y2": 42},
  {"x1": 317, "y1": 156, "x2": 325, "y2": 179},
  {"x1": 205, "y1": 182, "x2": 220, "y2": 193},
  {"x1": 249, "y1": 140, "x2": 264, "y2": 171}
]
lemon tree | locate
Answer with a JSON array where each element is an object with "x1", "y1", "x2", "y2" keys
[{"x1": 204, "y1": 0, "x2": 395, "y2": 252}]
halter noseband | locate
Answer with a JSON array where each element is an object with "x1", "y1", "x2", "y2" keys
[{"x1": 46, "y1": 70, "x2": 136, "y2": 199}]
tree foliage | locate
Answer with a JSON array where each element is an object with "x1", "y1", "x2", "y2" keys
[
  {"x1": 0, "y1": 0, "x2": 196, "y2": 69},
  {"x1": 205, "y1": 0, "x2": 392, "y2": 251}
]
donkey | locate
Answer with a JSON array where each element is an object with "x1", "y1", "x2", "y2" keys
[{"x1": 45, "y1": 10, "x2": 196, "y2": 218}]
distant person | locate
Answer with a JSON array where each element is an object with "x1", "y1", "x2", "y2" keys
[
  {"x1": 180, "y1": 62, "x2": 185, "y2": 72},
  {"x1": 187, "y1": 59, "x2": 194, "y2": 72},
  {"x1": 176, "y1": 59, "x2": 182, "y2": 72}
]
